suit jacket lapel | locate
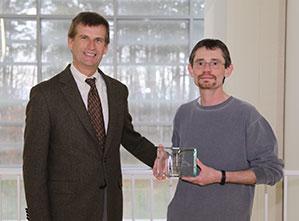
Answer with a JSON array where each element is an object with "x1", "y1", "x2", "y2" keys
[
  {"x1": 101, "y1": 71, "x2": 121, "y2": 155},
  {"x1": 58, "y1": 65, "x2": 99, "y2": 145}
]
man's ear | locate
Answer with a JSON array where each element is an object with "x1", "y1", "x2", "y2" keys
[
  {"x1": 224, "y1": 64, "x2": 233, "y2": 78},
  {"x1": 103, "y1": 44, "x2": 109, "y2": 55},
  {"x1": 67, "y1": 37, "x2": 73, "y2": 50},
  {"x1": 188, "y1": 63, "x2": 194, "y2": 77}
]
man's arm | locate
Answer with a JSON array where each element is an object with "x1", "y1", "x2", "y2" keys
[
  {"x1": 226, "y1": 170, "x2": 256, "y2": 184},
  {"x1": 182, "y1": 159, "x2": 256, "y2": 185},
  {"x1": 23, "y1": 86, "x2": 51, "y2": 220},
  {"x1": 183, "y1": 117, "x2": 283, "y2": 186},
  {"x1": 246, "y1": 116, "x2": 284, "y2": 185}
]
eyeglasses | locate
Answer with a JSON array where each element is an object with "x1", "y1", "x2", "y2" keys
[{"x1": 193, "y1": 59, "x2": 225, "y2": 70}]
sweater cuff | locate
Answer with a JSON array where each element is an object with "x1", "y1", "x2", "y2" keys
[{"x1": 251, "y1": 167, "x2": 266, "y2": 184}]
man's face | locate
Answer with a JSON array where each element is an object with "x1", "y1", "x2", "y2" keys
[
  {"x1": 188, "y1": 47, "x2": 232, "y2": 90},
  {"x1": 68, "y1": 24, "x2": 108, "y2": 76}
]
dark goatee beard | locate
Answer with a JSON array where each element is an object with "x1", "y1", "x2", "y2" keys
[{"x1": 196, "y1": 78, "x2": 217, "y2": 89}]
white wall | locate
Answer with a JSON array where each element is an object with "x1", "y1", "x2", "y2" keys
[
  {"x1": 285, "y1": 0, "x2": 299, "y2": 220},
  {"x1": 285, "y1": 0, "x2": 299, "y2": 170},
  {"x1": 204, "y1": 0, "x2": 286, "y2": 220}
]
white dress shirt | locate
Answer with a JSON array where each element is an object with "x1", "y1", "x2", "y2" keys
[{"x1": 70, "y1": 64, "x2": 109, "y2": 132}]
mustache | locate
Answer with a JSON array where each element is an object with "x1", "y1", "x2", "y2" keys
[{"x1": 197, "y1": 73, "x2": 216, "y2": 80}]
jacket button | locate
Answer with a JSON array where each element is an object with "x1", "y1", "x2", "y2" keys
[{"x1": 99, "y1": 181, "x2": 107, "y2": 189}]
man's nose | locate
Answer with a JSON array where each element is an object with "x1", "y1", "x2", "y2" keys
[
  {"x1": 203, "y1": 62, "x2": 212, "y2": 70},
  {"x1": 87, "y1": 40, "x2": 96, "y2": 49}
]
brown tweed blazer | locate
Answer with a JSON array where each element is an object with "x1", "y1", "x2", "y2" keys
[{"x1": 23, "y1": 65, "x2": 157, "y2": 221}]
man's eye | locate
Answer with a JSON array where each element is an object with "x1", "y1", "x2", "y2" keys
[
  {"x1": 212, "y1": 61, "x2": 218, "y2": 66},
  {"x1": 198, "y1": 62, "x2": 204, "y2": 66}
]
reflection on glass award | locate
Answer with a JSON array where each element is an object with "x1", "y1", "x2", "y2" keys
[{"x1": 165, "y1": 147, "x2": 199, "y2": 177}]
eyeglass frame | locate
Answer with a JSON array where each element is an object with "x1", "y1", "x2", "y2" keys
[{"x1": 193, "y1": 59, "x2": 226, "y2": 70}]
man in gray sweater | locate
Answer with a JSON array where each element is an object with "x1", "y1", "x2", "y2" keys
[{"x1": 154, "y1": 38, "x2": 283, "y2": 221}]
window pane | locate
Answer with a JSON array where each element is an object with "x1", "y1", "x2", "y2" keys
[
  {"x1": 192, "y1": 0, "x2": 205, "y2": 18},
  {"x1": 1, "y1": 180, "x2": 17, "y2": 219},
  {"x1": 120, "y1": 124, "x2": 173, "y2": 166},
  {"x1": 41, "y1": 0, "x2": 114, "y2": 16},
  {"x1": 118, "y1": 0, "x2": 189, "y2": 16},
  {"x1": 0, "y1": 126, "x2": 23, "y2": 165},
  {"x1": 0, "y1": 65, "x2": 36, "y2": 165},
  {"x1": 122, "y1": 179, "x2": 133, "y2": 219},
  {"x1": 117, "y1": 20, "x2": 189, "y2": 65},
  {"x1": 0, "y1": 66, "x2": 36, "y2": 102},
  {"x1": 134, "y1": 179, "x2": 151, "y2": 219},
  {"x1": 0, "y1": 19, "x2": 36, "y2": 63},
  {"x1": 117, "y1": 20, "x2": 199, "y2": 166},
  {"x1": 152, "y1": 179, "x2": 177, "y2": 219},
  {"x1": 192, "y1": 19, "x2": 204, "y2": 46},
  {"x1": 134, "y1": 125, "x2": 173, "y2": 147},
  {"x1": 118, "y1": 65, "x2": 195, "y2": 122},
  {"x1": 0, "y1": 0, "x2": 36, "y2": 15},
  {"x1": 41, "y1": 20, "x2": 71, "y2": 79}
]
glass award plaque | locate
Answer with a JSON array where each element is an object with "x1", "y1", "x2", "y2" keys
[{"x1": 165, "y1": 147, "x2": 199, "y2": 177}]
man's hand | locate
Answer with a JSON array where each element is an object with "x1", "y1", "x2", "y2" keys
[
  {"x1": 181, "y1": 159, "x2": 221, "y2": 185},
  {"x1": 153, "y1": 145, "x2": 169, "y2": 180}
]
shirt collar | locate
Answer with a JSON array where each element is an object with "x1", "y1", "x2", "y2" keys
[{"x1": 70, "y1": 63, "x2": 101, "y2": 83}]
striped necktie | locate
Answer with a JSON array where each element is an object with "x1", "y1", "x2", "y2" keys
[{"x1": 85, "y1": 78, "x2": 106, "y2": 148}]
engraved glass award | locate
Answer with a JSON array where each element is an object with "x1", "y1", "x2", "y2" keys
[{"x1": 165, "y1": 147, "x2": 199, "y2": 177}]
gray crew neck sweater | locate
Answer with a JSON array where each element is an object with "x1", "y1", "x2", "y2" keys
[{"x1": 167, "y1": 96, "x2": 283, "y2": 221}]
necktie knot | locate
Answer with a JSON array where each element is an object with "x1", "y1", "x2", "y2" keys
[{"x1": 85, "y1": 78, "x2": 96, "y2": 88}]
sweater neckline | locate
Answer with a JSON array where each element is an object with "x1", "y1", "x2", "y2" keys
[{"x1": 196, "y1": 96, "x2": 234, "y2": 110}]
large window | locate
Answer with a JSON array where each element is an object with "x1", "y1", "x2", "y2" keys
[
  {"x1": 0, "y1": 0, "x2": 204, "y2": 167},
  {"x1": 0, "y1": 0, "x2": 203, "y2": 219}
]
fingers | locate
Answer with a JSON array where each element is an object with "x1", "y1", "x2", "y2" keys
[
  {"x1": 157, "y1": 144, "x2": 164, "y2": 153},
  {"x1": 156, "y1": 145, "x2": 163, "y2": 159},
  {"x1": 196, "y1": 158, "x2": 205, "y2": 171},
  {"x1": 181, "y1": 176, "x2": 198, "y2": 185},
  {"x1": 153, "y1": 169, "x2": 167, "y2": 180},
  {"x1": 153, "y1": 146, "x2": 168, "y2": 181},
  {"x1": 156, "y1": 173, "x2": 167, "y2": 180},
  {"x1": 158, "y1": 144, "x2": 164, "y2": 148},
  {"x1": 156, "y1": 144, "x2": 168, "y2": 161},
  {"x1": 157, "y1": 144, "x2": 165, "y2": 154}
]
